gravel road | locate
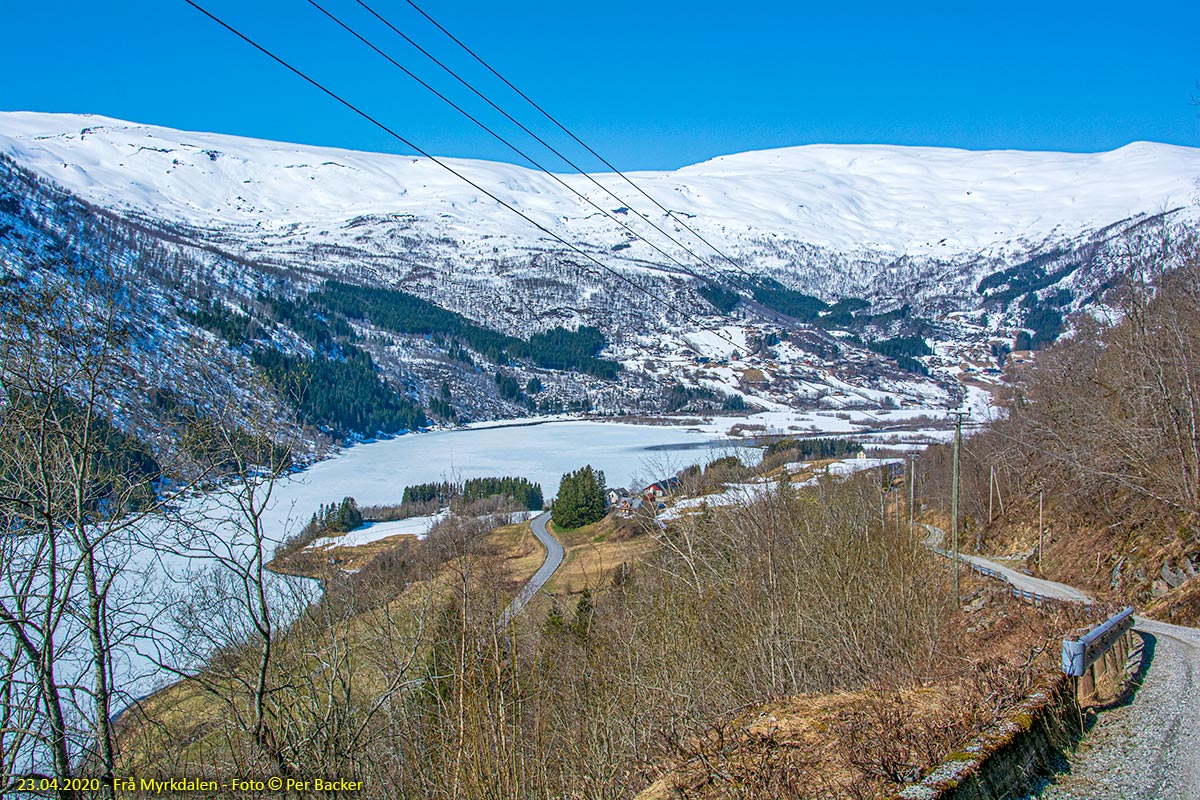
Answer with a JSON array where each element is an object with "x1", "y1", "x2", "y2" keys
[
  {"x1": 1032, "y1": 616, "x2": 1200, "y2": 799},
  {"x1": 921, "y1": 525, "x2": 1200, "y2": 797},
  {"x1": 956, "y1": 552, "x2": 1095, "y2": 604},
  {"x1": 919, "y1": 524, "x2": 1094, "y2": 604}
]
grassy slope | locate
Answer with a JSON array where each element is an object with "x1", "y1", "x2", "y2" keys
[{"x1": 117, "y1": 519, "x2": 543, "y2": 770}]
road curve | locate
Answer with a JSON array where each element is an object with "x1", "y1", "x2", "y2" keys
[
  {"x1": 919, "y1": 524, "x2": 1094, "y2": 604},
  {"x1": 496, "y1": 511, "x2": 563, "y2": 628},
  {"x1": 957, "y1": 552, "x2": 1095, "y2": 604},
  {"x1": 945, "y1": 541, "x2": 1200, "y2": 799},
  {"x1": 1034, "y1": 616, "x2": 1200, "y2": 799}
]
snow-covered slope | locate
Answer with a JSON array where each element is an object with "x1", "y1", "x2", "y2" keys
[
  {"x1": 3, "y1": 110, "x2": 1198, "y2": 431},
  {"x1": 2, "y1": 111, "x2": 1197, "y2": 262}
]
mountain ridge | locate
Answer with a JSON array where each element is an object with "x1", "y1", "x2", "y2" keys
[
  {"x1": 1, "y1": 110, "x2": 1195, "y2": 448},
  {"x1": 3, "y1": 111, "x2": 1197, "y2": 259}
]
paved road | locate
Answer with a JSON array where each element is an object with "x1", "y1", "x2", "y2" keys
[{"x1": 496, "y1": 511, "x2": 563, "y2": 628}]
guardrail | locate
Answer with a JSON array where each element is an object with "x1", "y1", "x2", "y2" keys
[
  {"x1": 929, "y1": 547, "x2": 1057, "y2": 607},
  {"x1": 1061, "y1": 606, "x2": 1135, "y2": 677}
]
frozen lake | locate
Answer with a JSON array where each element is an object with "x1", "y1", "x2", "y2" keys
[
  {"x1": 103, "y1": 419, "x2": 740, "y2": 713},
  {"x1": 259, "y1": 419, "x2": 747, "y2": 541}
]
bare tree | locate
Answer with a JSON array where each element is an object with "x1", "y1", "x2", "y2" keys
[{"x1": 0, "y1": 275, "x2": 194, "y2": 798}]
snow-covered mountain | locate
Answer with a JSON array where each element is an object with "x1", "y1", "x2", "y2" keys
[
  {"x1": 2, "y1": 110, "x2": 1198, "y2": 444},
  {"x1": 3, "y1": 112, "x2": 1198, "y2": 258}
]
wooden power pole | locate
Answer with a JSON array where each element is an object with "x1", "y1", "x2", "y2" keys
[
  {"x1": 951, "y1": 412, "x2": 964, "y2": 607},
  {"x1": 1038, "y1": 489, "x2": 1044, "y2": 575},
  {"x1": 908, "y1": 453, "x2": 916, "y2": 535}
]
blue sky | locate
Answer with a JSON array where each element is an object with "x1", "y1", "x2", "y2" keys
[{"x1": 4, "y1": 1, "x2": 1198, "y2": 170}]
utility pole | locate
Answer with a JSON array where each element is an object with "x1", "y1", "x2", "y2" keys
[
  {"x1": 989, "y1": 465, "x2": 995, "y2": 524},
  {"x1": 951, "y1": 411, "x2": 964, "y2": 607},
  {"x1": 883, "y1": 479, "x2": 892, "y2": 534},
  {"x1": 896, "y1": 481, "x2": 902, "y2": 531},
  {"x1": 1038, "y1": 490, "x2": 1044, "y2": 575},
  {"x1": 909, "y1": 453, "x2": 916, "y2": 535}
]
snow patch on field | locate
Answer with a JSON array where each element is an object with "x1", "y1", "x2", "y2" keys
[{"x1": 310, "y1": 510, "x2": 451, "y2": 547}]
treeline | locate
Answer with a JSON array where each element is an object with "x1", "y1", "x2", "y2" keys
[
  {"x1": 764, "y1": 436, "x2": 860, "y2": 460},
  {"x1": 402, "y1": 476, "x2": 544, "y2": 511},
  {"x1": 313, "y1": 279, "x2": 511, "y2": 361},
  {"x1": 291, "y1": 497, "x2": 364, "y2": 548},
  {"x1": 402, "y1": 482, "x2": 455, "y2": 504},
  {"x1": 251, "y1": 348, "x2": 426, "y2": 437},
  {"x1": 751, "y1": 278, "x2": 827, "y2": 321},
  {"x1": 181, "y1": 299, "x2": 259, "y2": 347},
  {"x1": 697, "y1": 283, "x2": 741, "y2": 313},
  {"x1": 868, "y1": 335, "x2": 932, "y2": 375},
  {"x1": 976, "y1": 251, "x2": 1076, "y2": 351},
  {"x1": 1015, "y1": 293, "x2": 1064, "y2": 351},
  {"x1": 265, "y1": 293, "x2": 357, "y2": 352},
  {"x1": 665, "y1": 381, "x2": 717, "y2": 412},
  {"x1": 976, "y1": 249, "x2": 1078, "y2": 306},
  {"x1": 761, "y1": 436, "x2": 861, "y2": 472},
  {"x1": 183, "y1": 292, "x2": 425, "y2": 437},
  {"x1": 2, "y1": 392, "x2": 161, "y2": 513},
  {"x1": 520, "y1": 326, "x2": 619, "y2": 379},
  {"x1": 749, "y1": 278, "x2": 927, "y2": 336},
  {"x1": 463, "y1": 477, "x2": 543, "y2": 510},
  {"x1": 314, "y1": 281, "x2": 621, "y2": 379},
  {"x1": 180, "y1": 278, "x2": 622, "y2": 436}
]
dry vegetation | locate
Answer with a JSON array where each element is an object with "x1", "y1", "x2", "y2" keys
[
  {"x1": 635, "y1": 576, "x2": 1099, "y2": 799},
  {"x1": 39, "y1": 228, "x2": 1200, "y2": 796},
  {"x1": 916, "y1": 223, "x2": 1200, "y2": 621},
  {"x1": 118, "y1": 515, "x2": 543, "y2": 783},
  {"x1": 545, "y1": 515, "x2": 655, "y2": 593},
  {"x1": 113, "y1": 470, "x2": 1077, "y2": 799}
]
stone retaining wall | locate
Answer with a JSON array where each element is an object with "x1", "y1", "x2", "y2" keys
[{"x1": 898, "y1": 628, "x2": 1137, "y2": 800}]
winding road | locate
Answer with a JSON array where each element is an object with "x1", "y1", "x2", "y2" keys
[
  {"x1": 920, "y1": 523, "x2": 1200, "y2": 797},
  {"x1": 921, "y1": 526, "x2": 1200, "y2": 799},
  {"x1": 499, "y1": 517, "x2": 1200, "y2": 793},
  {"x1": 496, "y1": 511, "x2": 563, "y2": 628},
  {"x1": 1033, "y1": 614, "x2": 1200, "y2": 799},
  {"x1": 920, "y1": 523, "x2": 1094, "y2": 604},
  {"x1": 957, "y1": 552, "x2": 1096, "y2": 605}
]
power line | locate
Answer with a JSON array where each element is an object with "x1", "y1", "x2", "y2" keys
[
  {"x1": 342, "y1": 0, "x2": 915, "y2": 372},
  {"x1": 305, "y1": 0, "x2": 754, "y2": 308},
  {"x1": 183, "y1": 1, "x2": 929, "y2": 417},
  {"x1": 398, "y1": 0, "x2": 790, "y2": 306},
  {"x1": 180, "y1": 0, "x2": 749, "y2": 369},
  {"x1": 392, "y1": 0, "x2": 928, "y2": 367},
  {"x1": 345, "y1": 0, "x2": 830, "y2": 351},
  {"x1": 378, "y1": 0, "x2": 950, "y2": 413},
  {"x1": 351, "y1": 0, "x2": 769, "y2": 307}
]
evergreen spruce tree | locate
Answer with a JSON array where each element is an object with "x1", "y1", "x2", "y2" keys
[
  {"x1": 332, "y1": 497, "x2": 362, "y2": 532},
  {"x1": 552, "y1": 465, "x2": 605, "y2": 529}
]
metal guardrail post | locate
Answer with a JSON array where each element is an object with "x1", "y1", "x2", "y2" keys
[{"x1": 1061, "y1": 606, "x2": 1135, "y2": 677}]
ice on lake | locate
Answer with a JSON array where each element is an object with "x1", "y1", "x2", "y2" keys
[{"x1": 259, "y1": 419, "x2": 749, "y2": 544}]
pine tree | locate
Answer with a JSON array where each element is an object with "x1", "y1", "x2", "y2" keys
[{"x1": 331, "y1": 497, "x2": 362, "y2": 532}]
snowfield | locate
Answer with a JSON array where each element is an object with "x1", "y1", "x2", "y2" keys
[
  {"x1": 2, "y1": 112, "x2": 1198, "y2": 260},
  {"x1": 309, "y1": 508, "x2": 537, "y2": 548},
  {"x1": 4, "y1": 111, "x2": 1192, "y2": 424}
]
